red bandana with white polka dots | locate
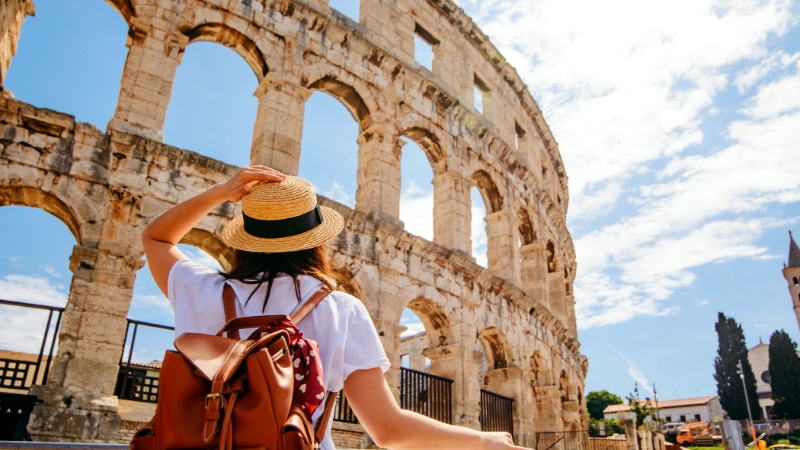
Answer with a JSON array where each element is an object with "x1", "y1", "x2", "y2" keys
[{"x1": 247, "y1": 318, "x2": 326, "y2": 415}]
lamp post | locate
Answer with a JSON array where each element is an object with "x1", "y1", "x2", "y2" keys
[{"x1": 738, "y1": 359, "x2": 756, "y2": 440}]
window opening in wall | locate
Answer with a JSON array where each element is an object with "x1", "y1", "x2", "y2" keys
[
  {"x1": 680, "y1": 415, "x2": 686, "y2": 422},
  {"x1": 414, "y1": 24, "x2": 438, "y2": 72},
  {"x1": 4, "y1": 0, "x2": 128, "y2": 129},
  {"x1": 330, "y1": 0, "x2": 359, "y2": 22},
  {"x1": 694, "y1": 414, "x2": 701, "y2": 421},
  {"x1": 794, "y1": 276, "x2": 798, "y2": 285},
  {"x1": 399, "y1": 138, "x2": 435, "y2": 240},
  {"x1": 299, "y1": 92, "x2": 360, "y2": 208},
  {"x1": 666, "y1": 416, "x2": 672, "y2": 422},
  {"x1": 164, "y1": 43, "x2": 258, "y2": 166},
  {"x1": 401, "y1": 354, "x2": 410, "y2": 368},
  {"x1": 514, "y1": 122, "x2": 526, "y2": 151},
  {"x1": 474, "y1": 75, "x2": 489, "y2": 114},
  {"x1": 471, "y1": 186, "x2": 489, "y2": 267}
]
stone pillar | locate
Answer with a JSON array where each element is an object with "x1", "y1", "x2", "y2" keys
[
  {"x1": 625, "y1": 420, "x2": 640, "y2": 450},
  {"x1": 484, "y1": 210, "x2": 519, "y2": 281},
  {"x1": 533, "y1": 385, "x2": 561, "y2": 432},
  {"x1": 548, "y1": 272, "x2": 567, "y2": 323},
  {"x1": 432, "y1": 170, "x2": 472, "y2": 255},
  {"x1": 355, "y1": 125, "x2": 403, "y2": 227},
  {"x1": 27, "y1": 244, "x2": 143, "y2": 442},
  {"x1": 375, "y1": 318, "x2": 406, "y2": 402},
  {"x1": 108, "y1": 17, "x2": 188, "y2": 141},
  {"x1": 423, "y1": 345, "x2": 467, "y2": 426},
  {"x1": 0, "y1": 0, "x2": 34, "y2": 88},
  {"x1": 520, "y1": 243, "x2": 547, "y2": 301},
  {"x1": 249, "y1": 73, "x2": 311, "y2": 175},
  {"x1": 483, "y1": 367, "x2": 534, "y2": 447}
]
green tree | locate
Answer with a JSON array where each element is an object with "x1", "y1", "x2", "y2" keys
[
  {"x1": 714, "y1": 312, "x2": 762, "y2": 420},
  {"x1": 586, "y1": 390, "x2": 624, "y2": 420},
  {"x1": 626, "y1": 395, "x2": 657, "y2": 427},
  {"x1": 769, "y1": 330, "x2": 800, "y2": 419}
]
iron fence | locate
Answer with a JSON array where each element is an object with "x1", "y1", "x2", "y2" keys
[
  {"x1": 479, "y1": 389, "x2": 514, "y2": 434},
  {"x1": 333, "y1": 392, "x2": 358, "y2": 424},
  {"x1": 399, "y1": 367, "x2": 453, "y2": 424},
  {"x1": 737, "y1": 419, "x2": 800, "y2": 432},
  {"x1": 534, "y1": 430, "x2": 590, "y2": 450},
  {"x1": 115, "y1": 319, "x2": 174, "y2": 403},
  {"x1": 0, "y1": 299, "x2": 63, "y2": 391}
]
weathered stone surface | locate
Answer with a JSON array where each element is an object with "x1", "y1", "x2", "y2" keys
[{"x1": 0, "y1": 0, "x2": 586, "y2": 443}]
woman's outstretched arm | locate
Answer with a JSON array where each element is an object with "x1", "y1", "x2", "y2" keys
[
  {"x1": 141, "y1": 166, "x2": 285, "y2": 295},
  {"x1": 344, "y1": 368, "x2": 527, "y2": 450}
]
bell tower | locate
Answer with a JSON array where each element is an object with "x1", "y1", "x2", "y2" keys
[{"x1": 783, "y1": 231, "x2": 800, "y2": 334}]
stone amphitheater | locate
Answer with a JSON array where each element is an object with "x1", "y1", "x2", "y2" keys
[{"x1": 0, "y1": 0, "x2": 587, "y2": 447}]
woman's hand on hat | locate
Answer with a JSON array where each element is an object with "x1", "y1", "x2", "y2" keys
[{"x1": 222, "y1": 166, "x2": 285, "y2": 202}]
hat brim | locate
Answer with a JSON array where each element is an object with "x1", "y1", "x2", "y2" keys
[{"x1": 221, "y1": 205, "x2": 345, "y2": 253}]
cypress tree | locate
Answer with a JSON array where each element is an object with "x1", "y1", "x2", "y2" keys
[
  {"x1": 768, "y1": 330, "x2": 800, "y2": 419},
  {"x1": 714, "y1": 312, "x2": 762, "y2": 420}
]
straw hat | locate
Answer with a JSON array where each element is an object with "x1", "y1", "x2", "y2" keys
[{"x1": 221, "y1": 176, "x2": 344, "y2": 253}]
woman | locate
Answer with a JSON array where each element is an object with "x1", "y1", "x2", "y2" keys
[{"x1": 142, "y1": 165, "x2": 525, "y2": 450}]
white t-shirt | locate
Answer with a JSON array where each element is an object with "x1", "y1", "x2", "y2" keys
[{"x1": 167, "y1": 259, "x2": 390, "y2": 450}]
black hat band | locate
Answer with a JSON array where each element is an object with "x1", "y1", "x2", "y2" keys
[{"x1": 242, "y1": 205, "x2": 323, "y2": 239}]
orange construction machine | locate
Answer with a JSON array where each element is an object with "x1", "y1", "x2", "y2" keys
[{"x1": 676, "y1": 422, "x2": 722, "y2": 447}]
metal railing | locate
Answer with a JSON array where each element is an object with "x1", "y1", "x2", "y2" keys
[
  {"x1": 534, "y1": 430, "x2": 591, "y2": 450},
  {"x1": 0, "y1": 299, "x2": 63, "y2": 391},
  {"x1": 399, "y1": 367, "x2": 453, "y2": 424},
  {"x1": 333, "y1": 392, "x2": 358, "y2": 424},
  {"x1": 479, "y1": 389, "x2": 514, "y2": 434},
  {"x1": 115, "y1": 319, "x2": 174, "y2": 403},
  {"x1": 737, "y1": 419, "x2": 800, "y2": 431}
]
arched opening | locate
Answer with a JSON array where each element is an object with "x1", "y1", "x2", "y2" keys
[
  {"x1": 793, "y1": 276, "x2": 798, "y2": 285},
  {"x1": 184, "y1": 24, "x2": 268, "y2": 80},
  {"x1": 399, "y1": 138, "x2": 435, "y2": 240},
  {"x1": 104, "y1": 0, "x2": 135, "y2": 23},
  {"x1": 0, "y1": 203, "x2": 77, "y2": 387},
  {"x1": 517, "y1": 209, "x2": 535, "y2": 245},
  {"x1": 162, "y1": 41, "x2": 258, "y2": 166},
  {"x1": 399, "y1": 308, "x2": 429, "y2": 371},
  {"x1": 4, "y1": 0, "x2": 128, "y2": 129},
  {"x1": 298, "y1": 91, "x2": 360, "y2": 207},
  {"x1": 546, "y1": 241, "x2": 557, "y2": 273},
  {"x1": 478, "y1": 327, "x2": 509, "y2": 370},
  {"x1": 471, "y1": 186, "x2": 488, "y2": 267}
]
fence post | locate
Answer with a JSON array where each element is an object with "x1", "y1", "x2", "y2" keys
[{"x1": 625, "y1": 419, "x2": 639, "y2": 450}]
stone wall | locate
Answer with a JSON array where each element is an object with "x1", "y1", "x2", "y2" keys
[{"x1": 0, "y1": 0, "x2": 587, "y2": 444}]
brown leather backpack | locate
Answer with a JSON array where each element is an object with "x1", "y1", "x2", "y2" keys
[{"x1": 130, "y1": 286, "x2": 337, "y2": 450}]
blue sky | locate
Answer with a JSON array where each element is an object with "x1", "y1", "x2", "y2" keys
[{"x1": 2, "y1": 0, "x2": 800, "y2": 403}]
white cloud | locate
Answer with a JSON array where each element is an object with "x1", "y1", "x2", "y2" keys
[
  {"x1": 316, "y1": 181, "x2": 355, "y2": 208},
  {"x1": 40, "y1": 265, "x2": 63, "y2": 278},
  {"x1": 0, "y1": 274, "x2": 68, "y2": 354},
  {"x1": 453, "y1": 0, "x2": 800, "y2": 327},
  {"x1": 399, "y1": 180, "x2": 434, "y2": 240},
  {"x1": 734, "y1": 51, "x2": 800, "y2": 93}
]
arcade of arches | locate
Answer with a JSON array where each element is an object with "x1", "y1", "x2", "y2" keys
[{"x1": 0, "y1": 0, "x2": 586, "y2": 446}]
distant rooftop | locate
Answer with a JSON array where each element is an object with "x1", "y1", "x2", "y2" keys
[{"x1": 603, "y1": 395, "x2": 717, "y2": 414}]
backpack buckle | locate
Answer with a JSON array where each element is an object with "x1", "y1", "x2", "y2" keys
[{"x1": 205, "y1": 393, "x2": 225, "y2": 410}]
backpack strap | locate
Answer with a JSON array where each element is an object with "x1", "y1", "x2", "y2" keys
[
  {"x1": 315, "y1": 391, "x2": 338, "y2": 444},
  {"x1": 290, "y1": 287, "x2": 336, "y2": 445},
  {"x1": 290, "y1": 287, "x2": 332, "y2": 324},
  {"x1": 222, "y1": 284, "x2": 240, "y2": 340}
]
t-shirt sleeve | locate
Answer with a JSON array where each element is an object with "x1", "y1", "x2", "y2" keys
[
  {"x1": 167, "y1": 259, "x2": 226, "y2": 336},
  {"x1": 342, "y1": 298, "x2": 391, "y2": 380}
]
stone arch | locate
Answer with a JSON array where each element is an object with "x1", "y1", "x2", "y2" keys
[
  {"x1": 477, "y1": 327, "x2": 511, "y2": 370},
  {"x1": 472, "y1": 170, "x2": 503, "y2": 213},
  {"x1": 184, "y1": 23, "x2": 268, "y2": 80},
  {"x1": 402, "y1": 127, "x2": 447, "y2": 176},
  {"x1": 103, "y1": 0, "x2": 135, "y2": 23},
  {"x1": 404, "y1": 296, "x2": 453, "y2": 350},
  {"x1": 517, "y1": 208, "x2": 535, "y2": 245},
  {"x1": 0, "y1": 186, "x2": 82, "y2": 243},
  {"x1": 178, "y1": 228, "x2": 233, "y2": 271},
  {"x1": 307, "y1": 76, "x2": 372, "y2": 131}
]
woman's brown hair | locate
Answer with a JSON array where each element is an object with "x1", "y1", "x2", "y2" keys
[{"x1": 221, "y1": 244, "x2": 335, "y2": 312}]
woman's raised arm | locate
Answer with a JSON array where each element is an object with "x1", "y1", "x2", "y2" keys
[
  {"x1": 344, "y1": 368, "x2": 527, "y2": 450},
  {"x1": 141, "y1": 166, "x2": 285, "y2": 295}
]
